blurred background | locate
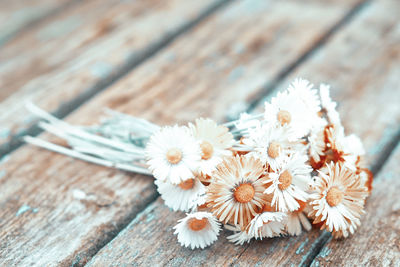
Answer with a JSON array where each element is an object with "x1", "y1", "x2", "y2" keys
[{"x1": 0, "y1": 0, "x2": 399, "y2": 266}]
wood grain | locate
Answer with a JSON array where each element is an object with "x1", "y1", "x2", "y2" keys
[
  {"x1": 86, "y1": 0, "x2": 400, "y2": 266},
  {"x1": 0, "y1": 0, "x2": 226, "y2": 153},
  {"x1": 0, "y1": 0, "x2": 74, "y2": 46},
  {"x1": 311, "y1": 142, "x2": 400, "y2": 267},
  {"x1": 0, "y1": 0, "x2": 366, "y2": 266}
]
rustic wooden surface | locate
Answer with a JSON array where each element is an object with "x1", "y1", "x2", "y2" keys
[
  {"x1": 0, "y1": 0, "x2": 75, "y2": 46},
  {"x1": 0, "y1": 0, "x2": 227, "y2": 154},
  {"x1": 0, "y1": 0, "x2": 399, "y2": 266},
  {"x1": 86, "y1": 0, "x2": 400, "y2": 265}
]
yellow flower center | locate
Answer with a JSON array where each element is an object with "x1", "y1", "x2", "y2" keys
[
  {"x1": 277, "y1": 110, "x2": 291, "y2": 125},
  {"x1": 268, "y1": 141, "x2": 281, "y2": 159},
  {"x1": 200, "y1": 141, "x2": 214, "y2": 160},
  {"x1": 166, "y1": 148, "x2": 182, "y2": 164},
  {"x1": 187, "y1": 218, "x2": 208, "y2": 231},
  {"x1": 234, "y1": 183, "x2": 255, "y2": 203},
  {"x1": 326, "y1": 187, "x2": 343, "y2": 207},
  {"x1": 178, "y1": 179, "x2": 195, "y2": 190},
  {"x1": 278, "y1": 170, "x2": 292, "y2": 190}
]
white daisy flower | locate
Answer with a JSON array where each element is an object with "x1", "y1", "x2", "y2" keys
[
  {"x1": 189, "y1": 118, "x2": 234, "y2": 176},
  {"x1": 207, "y1": 156, "x2": 268, "y2": 229},
  {"x1": 309, "y1": 162, "x2": 368, "y2": 237},
  {"x1": 146, "y1": 125, "x2": 201, "y2": 184},
  {"x1": 264, "y1": 153, "x2": 311, "y2": 212},
  {"x1": 288, "y1": 78, "x2": 321, "y2": 115},
  {"x1": 284, "y1": 201, "x2": 312, "y2": 236},
  {"x1": 174, "y1": 212, "x2": 221, "y2": 249},
  {"x1": 319, "y1": 84, "x2": 341, "y2": 126},
  {"x1": 264, "y1": 88, "x2": 317, "y2": 140},
  {"x1": 155, "y1": 177, "x2": 206, "y2": 212},
  {"x1": 242, "y1": 123, "x2": 293, "y2": 170},
  {"x1": 246, "y1": 211, "x2": 286, "y2": 239}
]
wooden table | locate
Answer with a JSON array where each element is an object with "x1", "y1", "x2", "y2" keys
[{"x1": 0, "y1": 0, "x2": 399, "y2": 266}]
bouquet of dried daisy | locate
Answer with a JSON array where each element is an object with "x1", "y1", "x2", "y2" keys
[{"x1": 25, "y1": 78, "x2": 373, "y2": 249}]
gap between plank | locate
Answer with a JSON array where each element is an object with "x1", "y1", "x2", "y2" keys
[
  {"x1": 0, "y1": 0, "x2": 83, "y2": 47},
  {"x1": 245, "y1": 0, "x2": 372, "y2": 113},
  {"x1": 71, "y1": 182, "x2": 160, "y2": 267},
  {"x1": 0, "y1": 0, "x2": 234, "y2": 158}
]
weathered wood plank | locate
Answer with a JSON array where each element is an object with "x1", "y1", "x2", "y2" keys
[
  {"x1": 310, "y1": 142, "x2": 400, "y2": 267},
  {"x1": 244, "y1": 0, "x2": 400, "y2": 265},
  {"x1": 0, "y1": 0, "x2": 365, "y2": 266},
  {"x1": 86, "y1": 0, "x2": 400, "y2": 265},
  {"x1": 0, "y1": 0, "x2": 75, "y2": 46},
  {"x1": 0, "y1": 0, "x2": 228, "y2": 153}
]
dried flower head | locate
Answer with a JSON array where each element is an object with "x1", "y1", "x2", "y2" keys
[
  {"x1": 189, "y1": 118, "x2": 234, "y2": 176},
  {"x1": 174, "y1": 212, "x2": 221, "y2": 249},
  {"x1": 264, "y1": 153, "x2": 311, "y2": 212},
  {"x1": 155, "y1": 176, "x2": 206, "y2": 212},
  {"x1": 146, "y1": 125, "x2": 201, "y2": 184},
  {"x1": 206, "y1": 156, "x2": 268, "y2": 229},
  {"x1": 242, "y1": 124, "x2": 294, "y2": 170},
  {"x1": 309, "y1": 162, "x2": 368, "y2": 238}
]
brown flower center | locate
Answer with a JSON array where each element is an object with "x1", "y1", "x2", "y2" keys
[
  {"x1": 200, "y1": 141, "x2": 214, "y2": 160},
  {"x1": 166, "y1": 148, "x2": 182, "y2": 164},
  {"x1": 178, "y1": 179, "x2": 195, "y2": 190},
  {"x1": 268, "y1": 141, "x2": 281, "y2": 159},
  {"x1": 278, "y1": 170, "x2": 292, "y2": 190},
  {"x1": 234, "y1": 183, "x2": 255, "y2": 203},
  {"x1": 187, "y1": 218, "x2": 208, "y2": 231},
  {"x1": 326, "y1": 187, "x2": 343, "y2": 207},
  {"x1": 277, "y1": 110, "x2": 291, "y2": 125}
]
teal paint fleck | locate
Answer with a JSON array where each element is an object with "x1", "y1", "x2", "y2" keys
[
  {"x1": 0, "y1": 129, "x2": 10, "y2": 138},
  {"x1": 16, "y1": 205, "x2": 38, "y2": 216},
  {"x1": 0, "y1": 155, "x2": 10, "y2": 164},
  {"x1": 296, "y1": 237, "x2": 309, "y2": 255},
  {"x1": 90, "y1": 62, "x2": 113, "y2": 78},
  {"x1": 16, "y1": 204, "x2": 31, "y2": 216},
  {"x1": 382, "y1": 171, "x2": 394, "y2": 181},
  {"x1": 313, "y1": 260, "x2": 320, "y2": 267},
  {"x1": 0, "y1": 170, "x2": 6, "y2": 179},
  {"x1": 233, "y1": 43, "x2": 245, "y2": 54},
  {"x1": 319, "y1": 247, "x2": 331, "y2": 258},
  {"x1": 229, "y1": 66, "x2": 244, "y2": 81},
  {"x1": 145, "y1": 212, "x2": 155, "y2": 223}
]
